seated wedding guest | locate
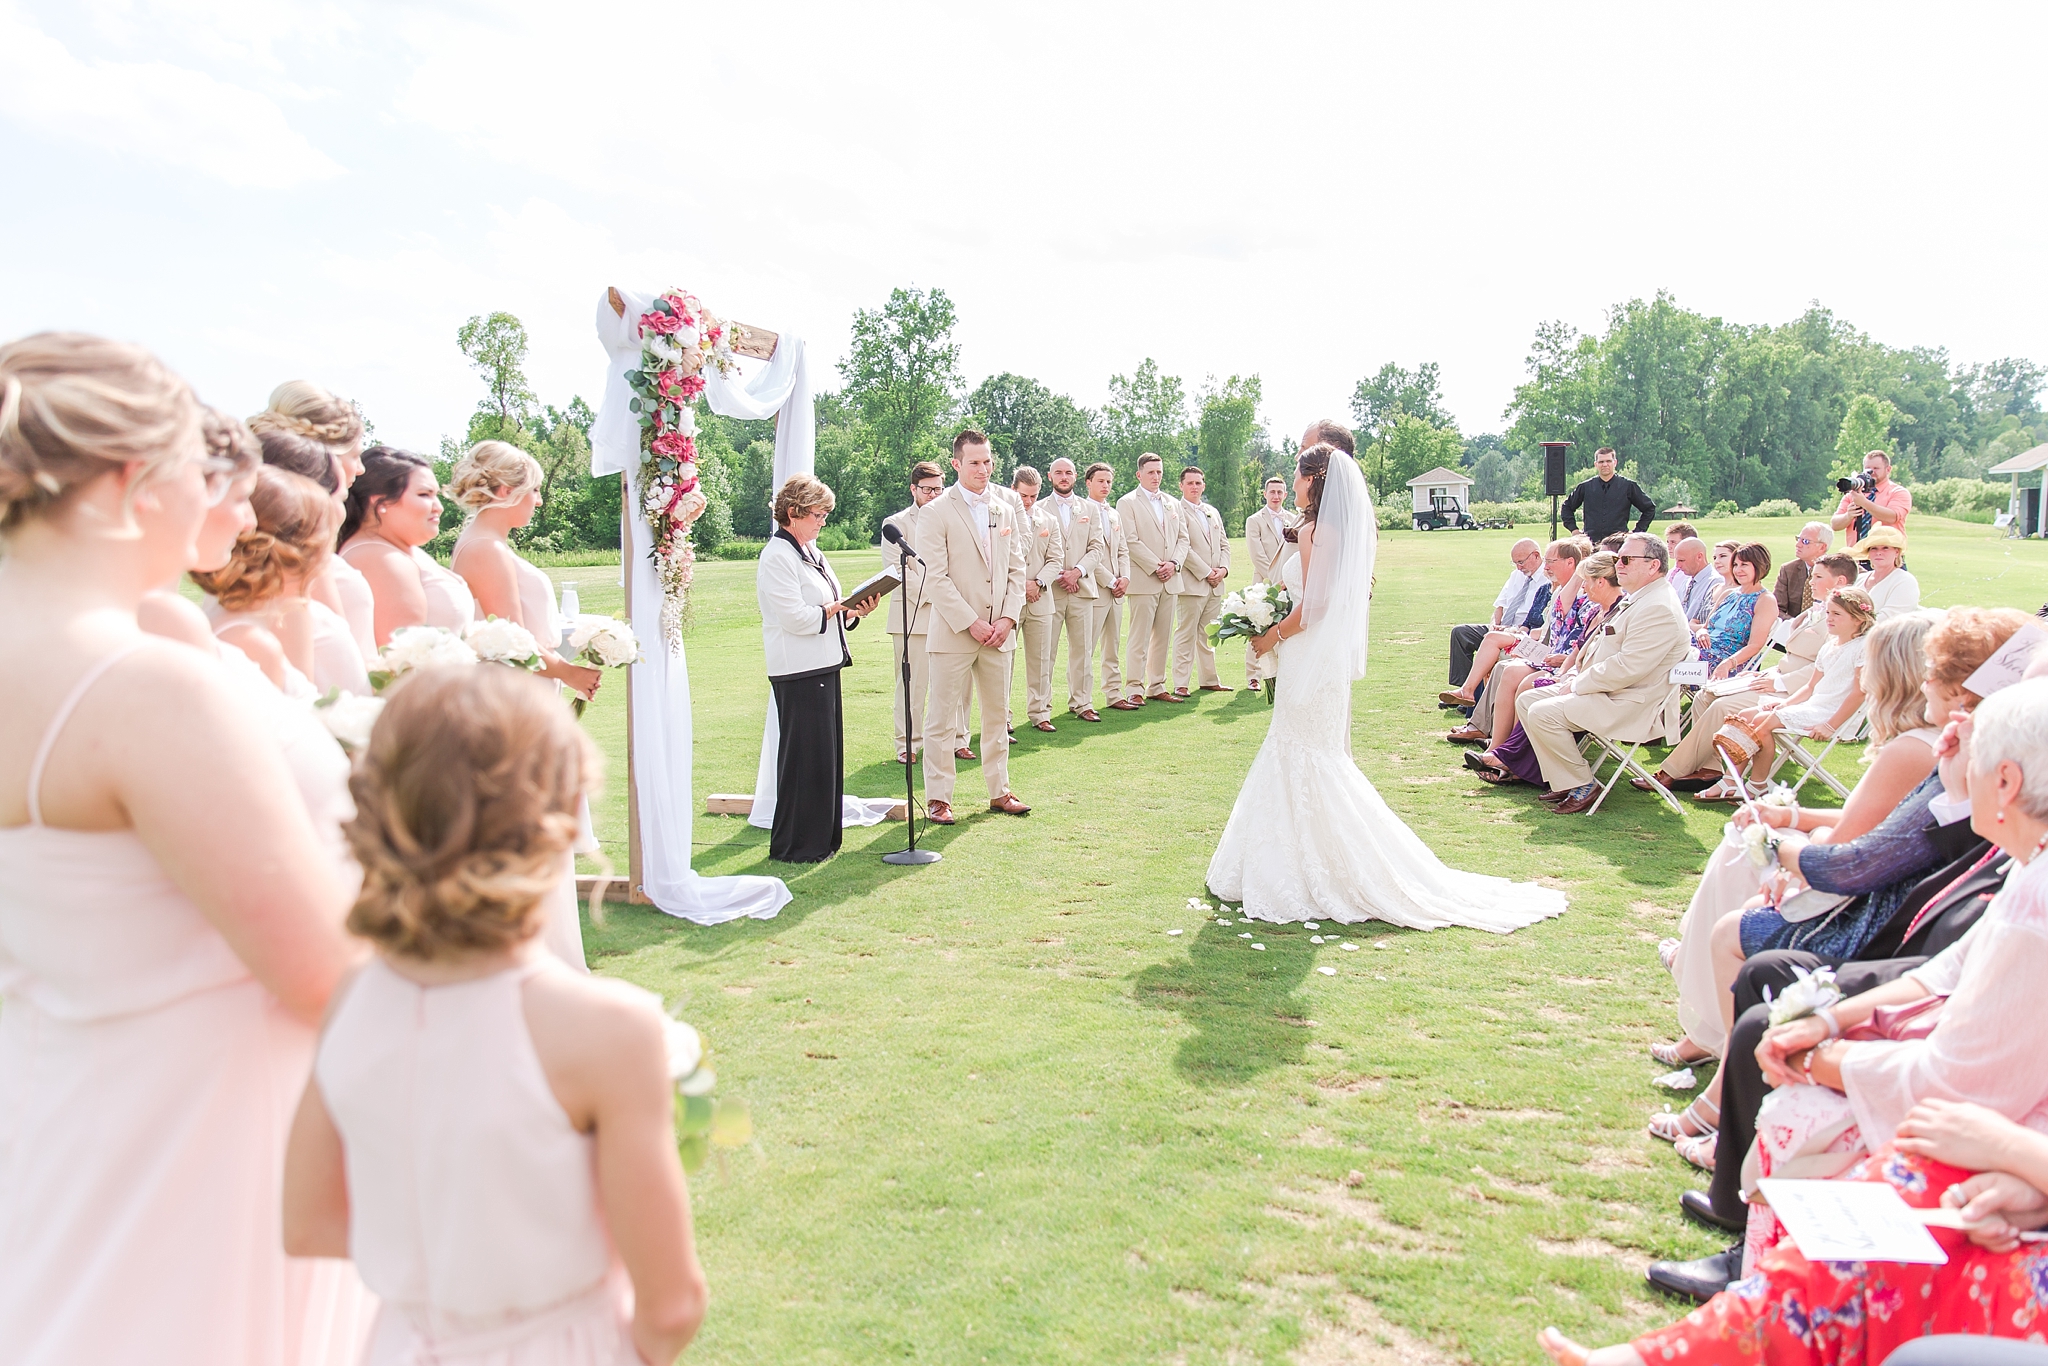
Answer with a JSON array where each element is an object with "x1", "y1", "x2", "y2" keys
[
  {"x1": 339, "y1": 446, "x2": 472, "y2": 646},
  {"x1": 1671, "y1": 537, "x2": 1721, "y2": 625},
  {"x1": 193, "y1": 467, "x2": 369, "y2": 697},
  {"x1": 1447, "y1": 540, "x2": 1595, "y2": 746},
  {"x1": 284, "y1": 666, "x2": 709, "y2": 1365},
  {"x1": 757, "y1": 474, "x2": 873, "y2": 862},
  {"x1": 1599, "y1": 532, "x2": 1627, "y2": 553},
  {"x1": 1663, "y1": 520, "x2": 1699, "y2": 564},
  {"x1": 1515, "y1": 533, "x2": 1693, "y2": 814},
  {"x1": 1858, "y1": 524, "x2": 1922, "y2": 618},
  {"x1": 0, "y1": 333, "x2": 359, "y2": 1363},
  {"x1": 249, "y1": 380, "x2": 372, "y2": 662},
  {"x1": 881, "y1": 460, "x2": 945, "y2": 761},
  {"x1": 1551, "y1": 683, "x2": 2048, "y2": 1363},
  {"x1": 138, "y1": 405, "x2": 261, "y2": 650},
  {"x1": 1441, "y1": 538, "x2": 1586, "y2": 717},
  {"x1": 1652, "y1": 610, "x2": 1944, "y2": 1080},
  {"x1": 1695, "y1": 540, "x2": 1778, "y2": 679},
  {"x1": 1466, "y1": 551, "x2": 1622, "y2": 783},
  {"x1": 1638, "y1": 553, "x2": 1857, "y2": 794},
  {"x1": 1773, "y1": 521, "x2": 1832, "y2": 618},
  {"x1": 448, "y1": 440, "x2": 603, "y2": 702},
  {"x1": 1446, "y1": 537, "x2": 1546, "y2": 689},
  {"x1": 1700, "y1": 584, "x2": 1876, "y2": 800}
]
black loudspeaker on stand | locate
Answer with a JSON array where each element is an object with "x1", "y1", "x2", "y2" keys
[
  {"x1": 1541, "y1": 441, "x2": 1573, "y2": 545},
  {"x1": 881, "y1": 525, "x2": 940, "y2": 866}
]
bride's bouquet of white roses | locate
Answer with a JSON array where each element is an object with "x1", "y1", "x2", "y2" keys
[{"x1": 1209, "y1": 582, "x2": 1295, "y2": 692}]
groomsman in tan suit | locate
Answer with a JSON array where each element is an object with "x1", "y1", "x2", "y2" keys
[
  {"x1": 880, "y1": 461, "x2": 946, "y2": 762},
  {"x1": 1039, "y1": 457, "x2": 1106, "y2": 722},
  {"x1": 1010, "y1": 466, "x2": 1067, "y2": 733},
  {"x1": 1171, "y1": 466, "x2": 1232, "y2": 695},
  {"x1": 920, "y1": 430, "x2": 1031, "y2": 823},
  {"x1": 1085, "y1": 462, "x2": 1136, "y2": 711},
  {"x1": 1116, "y1": 452, "x2": 1190, "y2": 705},
  {"x1": 1243, "y1": 475, "x2": 1298, "y2": 690},
  {"x1": 1517, "y1": 532, "x2": 1693, "y2": 815}
]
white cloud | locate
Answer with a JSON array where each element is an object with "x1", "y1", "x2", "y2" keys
[{"x1": 0, "y1": 1, "x2": 344, "y2": 188}]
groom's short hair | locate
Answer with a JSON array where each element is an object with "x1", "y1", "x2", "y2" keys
[{"x1": 1306, "y1": 419, "x2": 1355, "y2": 455}]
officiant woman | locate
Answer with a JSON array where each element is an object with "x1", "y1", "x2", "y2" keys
[{"x1": 758, "y1": 474, "x2": 873, "y2": 862}]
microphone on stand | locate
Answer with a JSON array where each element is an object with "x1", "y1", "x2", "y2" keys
[{"x1": 882, "y1": 522, "x2": 921, "y2": 560}]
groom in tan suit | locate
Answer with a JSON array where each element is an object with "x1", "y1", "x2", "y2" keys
[
  {"x1": 1517, "y1": 532, "x2": 1693, "y2": 815},
  {"x1": 1116, "y1": 452, "x2": 1190, "y2": 705},
  {"x1": 1171, "y1": 465, "x2": 1232, "y2": 695},
  {"x1": 920, "y1": 430, "x2": 1031, "y2": 823},
  {"x1": 1243, "y1": 475, "x2": 1297, "y2": 689}
]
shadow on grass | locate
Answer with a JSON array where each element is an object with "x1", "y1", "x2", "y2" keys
[
  {"x1": 1457, "y1": 763, "x2": 1715, "y2": 890},
  {"x1": 1131, "y1": 920, "x2": 1317, "y2": 1087}
]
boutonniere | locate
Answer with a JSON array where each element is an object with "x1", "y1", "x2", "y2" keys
[{"x1": 999, "y1": 526, "x2": 1013, "y2": 536}]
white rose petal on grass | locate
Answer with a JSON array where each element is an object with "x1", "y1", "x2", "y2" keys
[
  {"x1": 1239, "y1": 933, "x2": 1252, "y2": 939},
  {"x1": 1251, "y1": 943, "x2": 1265, "y2": 951},
  {"x1": 1653, "y1": 1067, "x2": 1697, "y2": 1090},
  {"x1": 1341, "y1": 943, "x2": 1360, "y2": 952},
  {"x1": 1317, "y1": 966, "x2": 1337, "y2": 976},
  {"x1": 1310, "y1": 935, "x2": 1324, "y2": 944},
  {"x1": 1303, "y1": 922, "x2": 1320, "y2": 930},
  {"x1": 1166, "y1": 929, "x2": 1183, "y2": 936}
]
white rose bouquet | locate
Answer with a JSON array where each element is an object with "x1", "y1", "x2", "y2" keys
[
  {"x1": 1208, "y1": 582, "x2": 1295, "y2": 696},
  {"x1": 564, "y1": 614, "x2": 640, "y2": 716},
  {"x1": 312, "y1": 689, "x2": 384, "y2": 753},
  {"x1": 368, "y1": 625, "x2": 479, "y2": 692},
  {"x1": 665, "y1": 1013, "x2": 751, "y2": 1174},
  {"x1": 462, "y1": 616, "x2": 544, "y2": 672}
]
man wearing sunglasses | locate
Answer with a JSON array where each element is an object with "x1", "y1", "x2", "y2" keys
[{"x1": 1772, "y1": 522, "x2": 1833, "y2": 618}]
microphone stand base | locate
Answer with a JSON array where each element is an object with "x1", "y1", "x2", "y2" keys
[{"x1": 881, "y1": 848, "x2": 942, "y2": 866}]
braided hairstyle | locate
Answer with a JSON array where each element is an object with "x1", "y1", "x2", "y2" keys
[
  {"x1": 191, "y1": 467, "x2": 341, "y2": 610},
  {"x1": 247, "y1": 380, "x2": 362, "y2": 450},
  {"x1": 345, "y1": 666, "x2": 599, "y2": 960},
  {"x1": 0, "y1": 332, "x2": 198, "y2": 533},
  {"x1": 446, "y1": 439, "x2": 542, "y2": 514}
]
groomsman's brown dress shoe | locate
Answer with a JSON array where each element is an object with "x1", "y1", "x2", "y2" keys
[
  {"x1": 1150, "y1": 691, "x2": 1187, "y2": 704},
  {"x1": 1247, "y1": 679, "x2": 1262, "y2": 693},
  {"x1": 989, "y1": 793, "x2": 1031, "y2": 815},
  {"x1": 1107, "y1": 698, "x2": 1140, "y2": 711},
  {"x1": 1172, "y1": 687, "x2": 1192, "y2": 698},
  {"x1": 955, "y1": 747, "x2": 976, "y2": 761},
  {"x1": 1071, "y1": 707, "x2": 1101, "y2": 722},
  {"x1": 1200, "y1": 684, "x2": 1232, "y2": 692},
  {"x1": 927, "y1": 800, "x2": 955, "y2": 825},
  {"x1": 1032, "y1": 721, "x2": 1056, "y2": 732}
]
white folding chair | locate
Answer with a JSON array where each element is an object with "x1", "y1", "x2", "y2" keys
[
  {"x1": 1770, "y1": 704, "x2": 1868, "y2": 801},
  {"x1": 1575, "y1": 680, "x2": 1687, "y2": 816}
]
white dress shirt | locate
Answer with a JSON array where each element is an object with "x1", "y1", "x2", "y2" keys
[{"x1": 959, "y1": 485, "x2": 991, "y2": 553}]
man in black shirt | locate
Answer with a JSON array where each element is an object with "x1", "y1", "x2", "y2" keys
[{"x1": 1560, "y1": 447, "x2": 1656, "y2": 542}]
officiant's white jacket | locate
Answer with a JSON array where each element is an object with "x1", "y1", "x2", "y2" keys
[{"x1": 757, "y1": 531, "x2": 853, "y2": 678}]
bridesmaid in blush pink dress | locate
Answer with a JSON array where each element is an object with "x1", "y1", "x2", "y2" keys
[
  {"x1": 338, "y1": 446, "x2": 475, "y2": 645},
  {"x1": 0, "y1": 335, "x2": 360, "y2": 1364},
  {"x1": 249, "y1": 381, "x2": 376, "y2": 665}
]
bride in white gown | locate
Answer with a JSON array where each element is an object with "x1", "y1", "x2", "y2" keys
[{"x1": 1206, "y1": 443, "x2": 1567, "y2": 933}]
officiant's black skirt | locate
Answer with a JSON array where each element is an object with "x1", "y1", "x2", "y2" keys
[{"x1": 769, "y1": 668, "x2": 844, "y2": 863}]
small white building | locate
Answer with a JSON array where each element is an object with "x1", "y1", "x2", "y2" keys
[
  {"x1": 1987, "y1": 443, "x2": 2048, "y2": 537},
  {"x1": 1407, "y1": 466, "x2": 1474, "y2": 515}
]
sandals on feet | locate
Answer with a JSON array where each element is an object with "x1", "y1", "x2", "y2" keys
[
  {"x1": 1647, "y1": 1096, "x2": 1720, "y2": 1144},
  {"x1": 1657, "y1": 937, "x2": 1682, "y2": 972},
  {"x1": 1650, "y1": 1038, "x2": 1712, "y2": 1068},
  {"x1": 1675, "y1": 1132, "x2": 1717, "y2": 1172}
]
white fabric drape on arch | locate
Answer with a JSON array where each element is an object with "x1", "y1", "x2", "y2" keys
[{"x1": 592, "y1": 288, "x2": 790, "y2": 925}]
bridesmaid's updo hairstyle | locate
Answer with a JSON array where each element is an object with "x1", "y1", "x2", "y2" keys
[
  {"x1": 447, "y1": 439, "x2": 542, "y2": 514},
  {"x1": 248, "y1": 380, "x2": 362, "y2": 453},
  {"x1": 345, "y1": 665, "x2": 599, "y2": 960},
  {"x1": 200, "y1": 405, "x2": 262, "y2": 483},
  {"x1": 192, "y1": 467, "x2": 342, "y2": 610},
  {"x1": 0, "y1": 332, "x2": 198, "y2": 533},
  {"x1": 339, "y1": 445, "x2": 432, "y2": 546},
  {"x1": 1294, "y1": 443, "x2": 1334, "y2": 525}
]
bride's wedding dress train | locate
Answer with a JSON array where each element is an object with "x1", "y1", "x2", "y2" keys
[{"x1": 1205, "y1": 453, "x2": 1565, "y2": 933}]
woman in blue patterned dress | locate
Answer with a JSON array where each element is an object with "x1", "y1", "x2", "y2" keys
[{"x1": 1697, "y1": 541, "x2": 1779, "y2": 680}]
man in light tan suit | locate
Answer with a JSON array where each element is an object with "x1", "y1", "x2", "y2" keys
[
  {"x1": 920, "y1": 430, "x2": 1031, "y2": 823},
  {"x1": 1116, "y1": 452, "x2": 1190, "y2": 705},
  {"x1": 1040, "y1": 456, "x2": 1106, "y2": 722},
  {"x1": 1642, "y1": 551, "x2": 1855, "y2": 790},
  {"x1": 1171, "y1": 465, "x2": 1233, "y2": 695},
  {"x1": 1243, "y1": 475, "x2": 1298, "y2": 690},
  {"x1": 1085, "y1": 462, "x2": 1135, "y2": 711},
  {"x1": 879, "y1": 461, "x2": 946, "y2": 763},
  {"x1": 1517, "y1": 532, "x2": 1695, "y2": 814},
  {"x1": 1010, "y1": 466, "x2": 1067, "y2": 733}
]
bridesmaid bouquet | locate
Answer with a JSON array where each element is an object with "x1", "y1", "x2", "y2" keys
[
  {"x1": 368, "y1": 625, "x2": 478, "y2": 692},
  {"x1": 462, "y1": 616, "x2": 544, "y2": 672},
  {"x1": 313, "y1": 689, "x2": 385, "y2": 753},
  {"x1": 665, "y1": 1014, "x2": 751, "y2": 1174},
  {"x1": 564, "y1": 614, "x2": 641, "y2": 717},
  {"x1": 1210, "y1": 582, "x2": 1295, "y2": 696}
]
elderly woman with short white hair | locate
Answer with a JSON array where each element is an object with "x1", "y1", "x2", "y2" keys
[{"x1": 757, "y1": 474, "x2": 874, "y2": 863}]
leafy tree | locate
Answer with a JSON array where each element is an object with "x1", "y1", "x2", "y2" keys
[
  {"x1": 838, "y1": 286, "x2": 963, "y2": 507},
  {"x1": 967, "y1": 373, "x2": 1097, "y2": 481},
  {"x1": 1361, "y1": 412, "x2": 1463, "y2": 504},
  {"x1": 1350, "y1": 361, "x2": 1451, "y2": 443},
  {"x1": 1833, "y1": 394, "x2": 1903, "y2": 483},
  {"x1": 1469, "y1": 448, "x2": 1520, "y2": 502},
  {"x1": 1196, "y1": 373, "x2": 1261, "y2": 526},
  {"x1": 1461, "y1": 432, "x2": 1508, "y2": 469},
  {"x1": 1100, "y1": 359, "x2": 1192, "y2": 484},
  {"x1": 456, "y1": 312, "x2": 537, "y2": 428},
  {"x1": 733, "y1": 440, "x2": 775, "y2": 539}
]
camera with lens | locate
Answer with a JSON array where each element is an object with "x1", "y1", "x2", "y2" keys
[{"x1": 1836, "y1": 470, "x2": 1878, "y2": 496}]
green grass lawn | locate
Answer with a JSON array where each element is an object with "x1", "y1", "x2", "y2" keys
[{"x1": 544, "y1": 515, "x2": 2048, "y2": 1366}]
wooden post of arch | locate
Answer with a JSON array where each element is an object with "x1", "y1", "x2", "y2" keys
[{"x1": 605, "y1": 286, "x2": 779, "y2": 904}]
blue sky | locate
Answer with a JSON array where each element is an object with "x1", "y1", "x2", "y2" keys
[{"x1": 3, "y1": 1, "x2": 2043, "y2": 453}]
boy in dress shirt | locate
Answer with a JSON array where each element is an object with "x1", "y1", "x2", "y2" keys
[
  {"x1": 1171, "y1": 466, "x2": 1232, "y2": 695},
  {"x1": 1115, "y1": 453, "x2": 1191, "y2": 705}
]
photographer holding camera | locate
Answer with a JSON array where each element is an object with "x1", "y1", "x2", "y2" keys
[{"x1": 1830, "y1": 448, "x2": 1912, "y2": 555}]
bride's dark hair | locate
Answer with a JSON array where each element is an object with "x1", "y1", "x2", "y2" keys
[{"x1": 1284, "y1": 444, "x2": 1334, "y2": 541}]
